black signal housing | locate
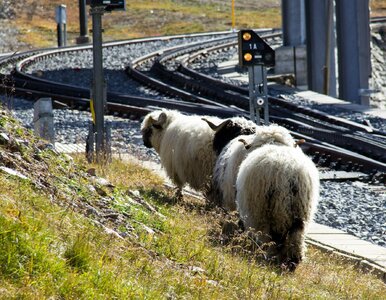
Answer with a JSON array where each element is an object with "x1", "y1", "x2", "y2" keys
[
  {"x1": 238, "y1": 30, "x2": 275, "y2": 67},
  {"x1": 87, "y1": 0, "x2": 125, "y2": 11}
]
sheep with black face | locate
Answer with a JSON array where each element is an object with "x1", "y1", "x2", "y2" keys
[
  {"x1": 204, "y1": 119, "x2": 296, "y2": 211},
  {"x1": 203, "y1": 117, "x2": 257, "y2": 209},
  {"x1": 141, "y1": 109, "x2": 221, "y2": 199}
]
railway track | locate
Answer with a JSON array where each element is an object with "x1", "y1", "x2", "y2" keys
[
  {"x1": 0, "y1": 29, "x2": 385, "y2": 184},
  {"x1": 0, "y1": 32, "x2": 240, "y2": 117},
  {"x1": 125, "y1": 32, "x2": 386, "y2": 182}
]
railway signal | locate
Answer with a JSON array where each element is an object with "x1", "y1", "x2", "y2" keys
[
  {"x1": 238, "y1": 30, "x2": 275, "y2": 125},
  {"x1": 86, "y1": 0, "x2": 126, "y2": 11},
  {"x1": 86, "y1": 0, "x2": 125, "y2": 163},
  {"x1": 238, "y1": 30, "x2": 275, "y2": 67}
]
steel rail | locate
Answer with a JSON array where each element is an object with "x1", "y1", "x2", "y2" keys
[
  {"x1": 126, "y1": 31, "x2": 386, "y2": 180},
  {"x1": 1, "y1": 28, "x2": 385, "y2": 181},
  {"x1": 135, "y1": 39, "x2": 386, "y2": 165}
]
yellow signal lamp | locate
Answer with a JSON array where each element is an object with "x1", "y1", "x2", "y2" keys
[
  {"x1": 242, "y1": 32, "x2": 252, "y2": 41},
  {"x1": 243, "y1": 52, "x2": 253, "y2": 62}
]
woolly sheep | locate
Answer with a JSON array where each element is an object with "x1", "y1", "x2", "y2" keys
[
  {"x1": 210, "y1": 124, "x2": 297, "y2": 211},
  {"x1": 141, "y1": 109, "x2": 221, "y2": 198},
  {"x1": 236, "y1": 141, "x2": 319, "y2": 270},
  {"x1": 202, "y1": 117, "x2": 257, "y2": 206},
  {"x1": 203, "y1": 117, "x2": 257, "y2": 156}
]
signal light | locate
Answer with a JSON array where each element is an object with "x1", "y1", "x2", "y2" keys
[
  {"x1": 242, "y1": 32, "x2": 252, "y2": 41},
  {"x1": 244, "y1": 53, "x2": 253, "y2": 62},
  {"x1": 238, "y1": 29, "x2": 275, "y2": 67}
]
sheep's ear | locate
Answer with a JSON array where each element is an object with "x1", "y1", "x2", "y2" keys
[
  {"x1": 154, "y1": 112, "x2": 167, "y2": 126},
  {"x1": 238, "y1": 138, "x2": 251, "y2": 150},
  {"x1": 202, "y1": 118, "x2": 230, "y2": 132},
  {"x1": 149, "y1": 116, "x2": 157, "y2": 124},
  {"x1": 294, "y1": 139, "x2": 306, "y2": 147}
]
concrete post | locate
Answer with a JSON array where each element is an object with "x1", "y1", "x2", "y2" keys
[
  {"x1": 335, "y1": 0, "x2": 371, "y2": 105},
  {"x1": 305, "y1": 0, "x2": 336, "y2": 96},
  {"x1": 33, "y1": 98, "x2": 55, "y2": 144}
]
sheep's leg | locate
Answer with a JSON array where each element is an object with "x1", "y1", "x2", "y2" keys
[
  {"x1": 171, "y1": 174, "x2": 183, "y2": 202},
  {"x1": 279, "y1": 220, "x2": 305, "y2": 272},
  {"x1": 173, "y1": 186, "x2": 183, "y2": 202}
]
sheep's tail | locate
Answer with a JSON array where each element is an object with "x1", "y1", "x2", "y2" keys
[{"x1": 279, "y1": 218, "x2": 306, "y2": 272}]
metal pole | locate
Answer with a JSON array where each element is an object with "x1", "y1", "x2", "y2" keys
[
  {"x1": 253, "y1": 66, "x2": 260, "y2": 125},
  {"x1": 231, "y1": 0, "x2": 235, "y2": 30},
  {"x1": 91, "y1": 5, "x2": 106, "y2": 162},
  {"x1": 63, "y1": 23, "x2": 67, "y2": 46},
  {"x1": 57, "y1": 24, "x2": 63, "y2": 47},
  {"x1": 281, "y1": 0, "x2": 306, "y2": 46},
  {"x1": 248, "y1": 65, "x2": 269, "y2": 125},
  {"x1": 77, "y1": 0, "x2": 90, "y2": 44},
  {"x1": 335, "y1": 0, "x2": 371, "y2": 105},
  {"x1": 323, "y1": 0, "x2": 334, "y2": 95},
  {"x1": 248, "y1": 67, "x2": 256, "y2": 123},
  {"x1": 262, "y1": 66, "x2": 269, "y2": 125},
  {"x1": 55, "y1": 5, "x2": 67, "y2": 47},
  {"x1": 305, "y1": 0, "x2": 336, "y2": 96},
  {"x1": 293, "y1": 46, "x2": 297, "y2": 86}
]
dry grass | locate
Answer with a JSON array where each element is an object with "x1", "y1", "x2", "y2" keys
[
  {"x1": 6, "y1": 0, "x2": 282, "y2": 49},
  {"x1": 8, "y1": 0, "x2": 385, "y2": 50}
]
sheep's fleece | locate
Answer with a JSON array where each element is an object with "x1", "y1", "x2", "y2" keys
[
  {"x1": 212, "y1": 124, "x2": 296, "y2": 211},
  {"x1": 141, "y1": 109, "x2": 221, "y2": 192},
  {"x1": 236, "y1": 143, "x2": 319, "y2": 265}
]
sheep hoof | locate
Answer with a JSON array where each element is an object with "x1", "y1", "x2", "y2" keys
[
  {"x1": 173, "y1": 188, "x2": 183, "y2": 202},
  {"x1": 280, "y1": 259, "x2": 299, "y2": 273}
]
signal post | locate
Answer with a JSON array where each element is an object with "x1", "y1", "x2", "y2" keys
[
  {"x1": 86, "y1": 0, "x2": 125, "y2": 163},
  {"x1": 238, "y1": 30, "x2": 275, "y2": 125}
]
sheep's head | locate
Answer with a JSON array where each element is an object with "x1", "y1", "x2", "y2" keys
[
  {"x1": 202, "y1": 117, "x2": 257, "y2": 155},
  {"x1": 238, "y1": 125, "x2": 298, "y2": 150},
  {"x1": 141, "y1": 111, "x2": 168, "y2": 149}
]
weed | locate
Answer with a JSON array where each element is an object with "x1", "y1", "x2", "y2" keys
[{"x1": 64, "y1": 234, "x2": 91, "y2": 272}]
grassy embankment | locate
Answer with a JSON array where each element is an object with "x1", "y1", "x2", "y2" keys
[
  {"x1": 0, "y1": 108, "x2": 386, "y2": 298},
  {"x1": 11, "y1": 0, "x2": 386, "y2": 50},
  {"x1": 12, "y1": 0, "x2": 281, "y2": 49}
]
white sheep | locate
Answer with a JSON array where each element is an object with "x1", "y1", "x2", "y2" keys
[
  {"x1": 141, "y1": 109, "x2": 221, "y2": 199},
  {"x1": 236, "y1": 141, "x2": 319, "y2": 270},
  {"x1": 203, "y1": 117, "x2": 297, "y2": 211},
  {"x1": 212, "y1": 124, "x2": 297, "y2": 211}
]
